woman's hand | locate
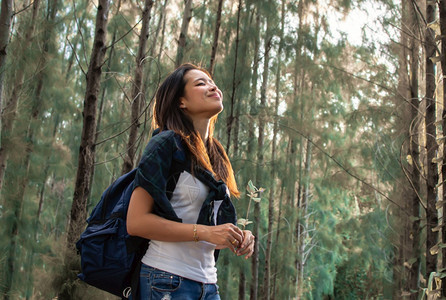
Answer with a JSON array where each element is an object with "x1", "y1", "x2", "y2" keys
[
  {"x1": 236, "y1": 230, "x2": 255, "y2": 259},
  {"x1": 199, "y1": 223, "x2": 244, "y2": 254}
]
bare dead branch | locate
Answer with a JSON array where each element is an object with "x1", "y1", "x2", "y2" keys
[
  {"x1": 71, "y1": 0, "x2": 88, "y2": 70},
  {"x1": 66, "y1": 37, "x2": 86, "y2": 77},
  {"x1": 106, "y1": 17, "x2": 142, "y2": 50},
  {"x1": 11, "y1": 1, "x2": 34, "y2": 17}
]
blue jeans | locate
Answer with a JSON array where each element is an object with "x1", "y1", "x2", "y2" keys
[{"x1": 138, "y1": 264, "x2": 221, "y2": 300}]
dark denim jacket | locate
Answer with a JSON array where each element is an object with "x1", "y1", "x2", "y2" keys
[{"x1": 133, "y1": 130, "x2": 237, "y2": 228}]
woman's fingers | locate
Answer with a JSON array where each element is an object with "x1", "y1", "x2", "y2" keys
[
  {"x1": 227, "y1": 226, "x2": 244, "y2": 253},
  {"x1": 206, "y1": 223, "x2": 243, "y2": 252},
  {"x1": 236, "y1": 230, "x2": 255, "y2": 258},
  {"x1": 206, "y1": 225, "x2": 254, "y2": 257}
]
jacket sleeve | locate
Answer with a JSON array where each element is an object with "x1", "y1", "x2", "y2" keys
[{"x1": 133, "y1": 130, "x2": 184, "y2": 222}]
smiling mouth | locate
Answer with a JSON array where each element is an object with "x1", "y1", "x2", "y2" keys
[{"x1": 208, "y1": 93, "x2": 221, "y2": 99}]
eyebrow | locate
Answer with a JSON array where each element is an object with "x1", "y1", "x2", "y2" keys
[{"x1": 193, "y1": 77, "x2": 215, "y2": 84}]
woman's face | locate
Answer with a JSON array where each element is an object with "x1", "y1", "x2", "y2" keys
[{"x1": 179, "y1": 69, "x2": 223, "y2": 121}]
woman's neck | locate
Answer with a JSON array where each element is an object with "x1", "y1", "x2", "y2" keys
[{"x1": 192, "y1": 118, "x2": 210, "y2": 142}]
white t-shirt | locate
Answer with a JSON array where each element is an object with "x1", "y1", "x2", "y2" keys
[{"x1": 141, "y1": 171, "x2": 222, "y2": 283}]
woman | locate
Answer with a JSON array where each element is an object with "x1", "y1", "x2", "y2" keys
[{"x1": 127, "y1": 63, "x2": 255, "y2": 300}]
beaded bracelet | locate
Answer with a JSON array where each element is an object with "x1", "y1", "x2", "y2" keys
[{"x1": 193, "y1": 224, "x2": 199, "y2": 242}]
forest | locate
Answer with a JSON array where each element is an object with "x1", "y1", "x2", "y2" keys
[{"x1": 0, "y1": 0, "x2": 445, "y2": 299}]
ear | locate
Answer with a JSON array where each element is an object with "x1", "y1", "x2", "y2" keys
[{"x1": 179, "y1": 97, "x2": 187, "y2": 109}]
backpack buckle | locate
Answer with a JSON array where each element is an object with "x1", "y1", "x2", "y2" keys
[{"x1": 123, "y1": 287, "x2": 131, "y2": 298}]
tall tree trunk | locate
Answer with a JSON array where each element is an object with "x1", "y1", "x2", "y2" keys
[
  {"x1": 232, "y1": 4, "x2": 254, "y2": 160},
  {"x1": 296, "y1": 138, "x2": 312, "y2": 299},
  {"x1": 244, "y1": 5, "x2": 260, "y2": 298},
  {"x1": 144, "y1": 0, "x2": 167, "y2": 94},
  {"x1": 439, "y1": 0, "x2": 446, "y2": 295},
  {"x1": 37, "y1": 116, "x2": 60, "y2": 222},
  {"x1": 225, "y1": 0, "x2": 241, "y2": 154},
  {"x1": 238, "y1": 270, "x2": 246, "y2": 300},
  {"x1": 158, "y1": 1, "x2": 168, "y2": 62},
  {"x1": 121, "y1": 0, "x2": 153, "y2": 174},
  {"x1": 271, "y1": 181, "x2": 286, "y2": 300},
  {"x1": 395, "y1": 0, "x2": 420, "y2": 297},
  {"x1": 246, "y1": 6, "x2": 260, "y2": 157},
  {"x1": 198, "y1": 0, "x2": 206, "y2": 45},
  {"x1": 175, "y1": 0, "x2": 192, "y2": 67},
  {"x1": 262, "y1": 2, "x2": 283, "y2": 299},
  {"x1": 0, "y1": 0, "x2": 41, "y2": 192},
  {"x1": 62, "y1": 2, "x2": 110, "y2": 293},
  {"x1": 0, "y1": 0, "x2": 13, "y2": 137},
  {"x1": 408, "y1": 1, "x2": 421, "y2": 297},
  {"x1": 252, "y1": 7, "x2": 272, "y2": 300},
  {"x1": 88, "y1": 0, "x2": 122, "y2": 208},
  {"x1": 424, "y1": 1, "x2": 438, "y2": 278},
  {"x1": 397, "y1": 0, "x2": 408, "y2": 294},
  {"x1": 208, "y1": 0, "x2": 223, "y2": 77}
]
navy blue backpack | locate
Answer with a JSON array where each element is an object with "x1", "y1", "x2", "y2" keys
[{"x1": 76, "y1": 169, "x2": 147, "y2": 299}]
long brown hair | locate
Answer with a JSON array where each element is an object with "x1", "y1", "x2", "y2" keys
[{"x1": 153, "y1": 63, "x2": 240, "y2": 197}]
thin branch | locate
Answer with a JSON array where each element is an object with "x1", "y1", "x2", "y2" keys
[
  {"x1": 11, "y1": 1, "x2": 35, "y2": 17},
  {"x1": 66, "y1": 37, "x2": 86, "y2": 77},
  {"x1": 411, "y1": 0, "x2": 428, "y2": 27},
  {"x1": 72, "y1": 0, "x2": 88, "y2": 69},
  {"x1": 95, "y1": 119, "x2": 148, "y2": 166},
  {"x1": 106, "y1": 17, "x2": 143, "y2": 50}
]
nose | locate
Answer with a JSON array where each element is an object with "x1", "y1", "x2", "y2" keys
[{"x1": 209, "y1": 83, "x2": 217, "y2": 91}]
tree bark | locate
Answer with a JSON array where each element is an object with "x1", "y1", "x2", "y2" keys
[
  {"x1": 87, "y1": 0, "x2": 122, "y2": 209},
  {"x1": 296, "y1": 138, "x2": 312, "y2": 299},
  {"x1": 158, "y1": 1, "x2": 168, "y2": 62},
  {"x1": 144, "y1": 0, "x2": 167, "y2": 93},
  {"x1": 271, "y1": 182, "x2": 286, "y2": 299},
  {"x1": 0, "y1": 0, "x2": 13, "y2": 137},
  {"x1": 64, "y1": 0, "x2": 110, "y2": 262},
  {"x1": 225, "y1": 0, "x2": 241, "y2": 154},
  {"x1": 246, "y1": 6, "x2": 260, "y2": 161},
  {"x1": 121, "y1": 0, "x2": 153, "y2": 174},
  {"x1": 439, "y1": 0, "x2": 446, "y2": 295},
  {"x1": 238, "y1": 269, "x2": 246, "y2": 300},
  {"x1": 424, "y1": 1, "x2": 438, "y2": 279},
  {"x1": 208, "y1": 0, "x2": 223, "y2": 77},
  {"x1": 408, "y1": 1, "x2": 421, "y2": 297},
  {"x1": 175, "y1": 0, "x2": 193, "y2": 67},
  {"x1": 395, "y1": 0, "x2": 421, "y2": 297}
]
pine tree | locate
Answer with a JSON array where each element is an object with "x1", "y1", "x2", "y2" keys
[
  {"x1": 208, "y1": 0, "x2": 223, "y2": 76},
  {"x1": 225, "y1": 0, "x2": 241, "y2": 153},
  {"x1": 424, "y1": 1, "x2": 438, "y2": 279},
  {"x1": 261, "y1": 1, "x2": 284, "y2": 298},
  {"x1": 61, "y1": 1, "x2": 111, "y2": 297},
  {"x1": 121, "y1": 0, "x2": 153, "y2": 174},
  {"x1": 0, "y1": 0, "x2": 13, "y2": 134},
  {"x1": 439, "y1": 0, "x2": 446, "y2": 294},
  {"x1": 176, "y1": 0, "x2": 193, "y2": 67},
  {"x1": 407, "y1": 0, "x2": 421, "y2": 296}
]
